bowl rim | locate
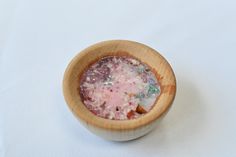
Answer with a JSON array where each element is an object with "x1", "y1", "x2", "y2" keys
[{"x1": 63, "y1": 40, "x2": 176, "y2": 130}]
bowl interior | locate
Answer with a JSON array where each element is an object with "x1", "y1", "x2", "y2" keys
[{"x1": 63, "y1": 40, "x2": 176, "y2": 130}]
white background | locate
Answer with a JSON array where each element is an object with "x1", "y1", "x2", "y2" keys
[{"x1": 1, "y1": 0, "x2": 236, "y2": 156}]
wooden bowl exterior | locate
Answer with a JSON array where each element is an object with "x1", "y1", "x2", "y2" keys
[{"x1": 63, "y1": 40, "x2": 176, "y2": 141}]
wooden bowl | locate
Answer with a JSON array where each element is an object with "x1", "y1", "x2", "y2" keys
[{"x1": 63, "y1": 40, "x2": 176, "y2": 141}]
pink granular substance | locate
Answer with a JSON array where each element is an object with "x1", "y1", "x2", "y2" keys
[{"x1": 79, "y1": 56, "x2": 160, "y2": 120}]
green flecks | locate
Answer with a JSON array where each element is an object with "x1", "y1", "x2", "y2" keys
[
  {"x1": 137, "y1": 66, "x2": 145, "y2": 73},
  {"x1": 148, "y1": 84, "x2": 160, "y2": 96},
  {"x1": 135, "y1": 92, "x2": 145, "y2": 99}
]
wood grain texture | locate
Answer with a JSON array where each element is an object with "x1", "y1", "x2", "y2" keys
[{"x1": 63, "y1": 40, "x2": 176, "y2": 141}]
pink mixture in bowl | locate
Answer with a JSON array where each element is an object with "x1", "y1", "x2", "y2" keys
[{"x1": 79, "y1": 56, "x2": 161, "y2": 120}]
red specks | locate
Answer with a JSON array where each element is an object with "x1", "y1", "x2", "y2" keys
[
  {"x1": 127, "y1": 110, "x2": 135, "y2": 119},
  {"x1": 115, "y1": 106, "x2": 120, "y2": 111},
  {"x1": 136, "y1": 105, "x2": 147, "y2": 114}
]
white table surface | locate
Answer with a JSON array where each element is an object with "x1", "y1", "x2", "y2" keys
[{"x1": 1, "y1": 0, "x2": 236, "y2": 156}]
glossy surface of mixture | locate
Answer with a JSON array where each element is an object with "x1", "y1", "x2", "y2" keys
[{"x1": 79, "y1": 56, "x2": 161, "y2": 120}]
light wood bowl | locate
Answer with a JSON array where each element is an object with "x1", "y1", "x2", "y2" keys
[{"x1": 63, "y1": 40, "x2": 176, "y2": 141}]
